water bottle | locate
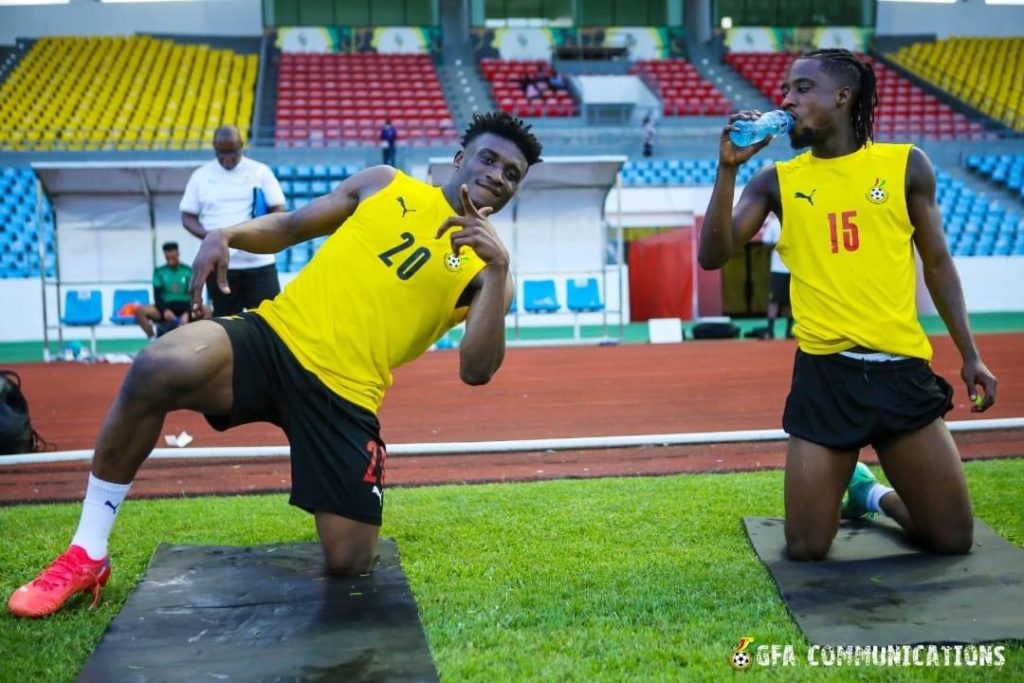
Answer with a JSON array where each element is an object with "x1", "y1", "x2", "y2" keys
[{"x1": 729, "y1": 110, "x2": 793, "y2": 148}]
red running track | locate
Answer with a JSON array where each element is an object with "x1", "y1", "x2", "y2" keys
[{"x1": 2, "y1": 334, "x2": 1022, "y2": 504}]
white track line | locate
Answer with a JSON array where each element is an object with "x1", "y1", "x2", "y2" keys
[{"x1": 3, "y1": 418, "x2": 1022, "y2": 466}]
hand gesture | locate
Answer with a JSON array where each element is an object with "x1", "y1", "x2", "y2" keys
[
  {"x1": 962, "y1": 358, "x2": 997, "y2": 412},
  {"x1": 719, "y1": 111, "x2": 773, "y2": 168},
  {"x1": 435, "y1": 185, "x2": 510, "y2": 268},
  {"x1": 190, "y1": 230, "x2": 230, "y2": 316}
]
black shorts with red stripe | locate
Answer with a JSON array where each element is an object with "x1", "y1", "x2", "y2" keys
[{"x1": 205, "y1": 312, "x2": 387, "y2": 525}]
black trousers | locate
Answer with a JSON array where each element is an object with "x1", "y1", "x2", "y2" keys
[{"x1": 206, "y1": 263, "x2": 281, "y2": 316}]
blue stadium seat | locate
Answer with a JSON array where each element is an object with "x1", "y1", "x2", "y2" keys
[
  {"x1": 109, "y1": 288, "x2": 150, "y2": 325},
  {"x1": 523, "y1": 279, "x2": 560, "y2": 313},
  {"x1": 61, "y1": 289, "x2": 103, "y2": 356},
  {"x1": 566, "y1": 277, "x2": 604, "y2": 340},
  {"x1": 566, "y1": 277, "x2": 604, "y2": 313}
]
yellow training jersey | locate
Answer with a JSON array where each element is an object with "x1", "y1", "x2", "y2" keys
[
  {"x1": 775, "y1": 143, "x2": 932, "y2": 360},
  {"x1": 255, "y1": 171, "x2": 486, "y2": 413}
]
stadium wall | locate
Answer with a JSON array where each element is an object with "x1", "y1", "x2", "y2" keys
[
  {"x1": 876, "y1": 0, "x2": 1024, "y2": 38},
  {"x1": 0, "y1": 0, "x2": 263, "y2": 45}
]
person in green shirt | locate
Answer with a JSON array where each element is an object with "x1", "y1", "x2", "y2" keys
[{"x1": 135, "y1": 242, "x2": 207, "y2": 339}]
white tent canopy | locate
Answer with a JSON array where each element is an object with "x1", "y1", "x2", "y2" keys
[
  {"x1": 428, "y1": 155, "x2": 626, "y2": 271},
  {"x1": 428, "y1": 155, "x2": 629, "y2": 338},
  {"x1": 32, "y1": 161, "x2": 206, "y2": 354}
]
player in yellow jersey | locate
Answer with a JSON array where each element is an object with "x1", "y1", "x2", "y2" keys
[
  {"x1": 699, "y1": 49, "x2": 997, "y2": 561},
  {"x1": 8, "y1": 112, "x2": 542, "y2": 618}
]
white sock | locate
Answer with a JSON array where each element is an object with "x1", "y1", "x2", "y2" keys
[
  {"x1": 71, "y1": 473, "x2": 131, "y2": 560},
  {"x1": 866, "y1": 483, "x2": 894, "y2": 514}
]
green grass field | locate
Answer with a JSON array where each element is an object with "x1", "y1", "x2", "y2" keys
[{"x1": 1, "y1": 461, "x2": 1022, "y2": 681}]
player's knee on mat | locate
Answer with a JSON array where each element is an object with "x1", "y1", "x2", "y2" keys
[
  {"x1": 786, "y1": 536, "x2": 833, "y2": 562},
  {"x1": 926, "y1": 523, "x2": 973, "y2": 555},
  {"x1": 322, "y1": 543, "x2": 376, "y2": 577}
]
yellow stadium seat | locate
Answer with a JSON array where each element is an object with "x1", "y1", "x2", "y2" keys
[
  {"x1": 890, "y1": 37, "x2": 1024, "y2": 131},
  {"x1": 0, "y1": 35, "x2": 259, "y2": 150}
]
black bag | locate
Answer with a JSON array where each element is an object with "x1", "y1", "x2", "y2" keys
[
  {"x1": 692, "y1": 322, "x2": 740, "y2": 339},
  {"x1": 0, "y1": 370, "x2": 43, "y2": 455}
]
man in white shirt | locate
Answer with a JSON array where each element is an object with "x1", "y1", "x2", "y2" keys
[
  {"x1": 180, "y1": 125, "x2": 287, "y2": 315},
  {"x1": 760, "y1": 212, "x2": 793, "y2": 339}
]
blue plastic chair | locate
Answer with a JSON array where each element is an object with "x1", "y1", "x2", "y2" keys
[
  {"x1": 109, "y1": 288, "x2": 150, "y2": 325},
  {"x1": 566, "y1": 277, "x2": 604, "y2": 339},
  {"x1": 523, "y1": 279, "x2": 560, "y2": 314},
  {"x1": 61, "y1": 289, "x2": 103, "y2": 356}
]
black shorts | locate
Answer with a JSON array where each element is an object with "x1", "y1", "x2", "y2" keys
[
  {"x1": 158, "y1": 301, "x2": 191, "y2": 317},
  {"x1": 205, "y1": 313, "x2": 387, "y2": 525},
  {"x1": 782, "y1": 349, "x2": 954, "y2": 451},
  {"x1": 207, "y1": 264, "x2": 281, "y2": 316},
  {"x1": 769, "y1": 272, "x2": 791, "y2": 306}
]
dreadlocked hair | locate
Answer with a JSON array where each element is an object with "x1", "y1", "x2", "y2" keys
[
  {"x1": 461, "y1": 111, "x2": 543, "y2": 166},
  {"x1": 803, "y1": 48, "x2": 877, "y2": 148}
]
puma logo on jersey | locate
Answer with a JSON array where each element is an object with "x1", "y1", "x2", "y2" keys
[
  {"x1": 794, "y1": 189, "x2": 816, "y2": 206},
  {"x1": 397, "y1": 197, "x2": 416, "y2": 218}
]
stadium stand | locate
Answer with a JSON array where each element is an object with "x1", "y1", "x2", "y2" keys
[
  {"x1": 479, "y1": 59, "x2": 577, "y2": 117},
  {"x1": 0, "y1": 36, "x2": 257, "y2": 151},
  {"x1": 619, "y1": 159, "x2": 1024, "y2": 257},
  {"x1": 888, "y1": 37, "x2": 1023, "y2": 132},
  {"x1": 724, "y1": 52, "x2": 988, "y2": 140},
  {"x1": 273, "y1": 163, "x2": 362, "y2": 272},
  {"x1": 967, "y1": 154, "x2": 1024, "y2": 195},
  {"x1": 0, "y1": 167, "x2": 56, "y2": 278},
  {"x1": 630, "y1": 59, "x2": 732, "y2": 116},
  {"x1": 621, "y1": 158, "x2": 777, "y2": 187},
  {"x1": 274, "y1": 53, "x2": 457, "y2": 147}
]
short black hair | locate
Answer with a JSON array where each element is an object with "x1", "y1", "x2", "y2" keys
[
  {"x1": 802, "y1": 48, "x2": 877, "y2": 148},
  {"x1": 162, "y1": 241, "x2": 179, "y2": 252},
  {"x1": 461, "y1": 111, "x2": 543, "y2": 166}
]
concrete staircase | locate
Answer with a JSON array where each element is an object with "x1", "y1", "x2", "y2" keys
[{"x1": 437, "y1": 58, "x2": 494, "y2": 132}]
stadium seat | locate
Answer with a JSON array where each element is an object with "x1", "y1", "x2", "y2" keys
[
  {"x1": 889, "y1": 37, "x2": 1023, "y2": 132},
  {"x1": 0, "y1": 36, "x2": 257, "y2": 151},
  {"x1": 566, "y1": 277, "x2": 604, "y2": 340},
  {"x1": 274, "y1": 53, "x2": 455, "y2": 147},
  {"x1": 566, "y1": 278, "x2": 604, "y2": 312},
  {"x1": 479, "y1": 58, "x2": 578, "y2": 118},
  {"x1": 109, "y1": 288, "x2": 150, "y2": 325},
  {"x1": 724, "y1": 52, "x2": 981, "y2": 140},
  {"x1": 631, "y1": 59, "x2": 732, "y2": 118},
  {"x1": 523, "y1": 279, "x2": 561, "y2": 313},
  {"x1": 61, "y1": 289, "x2": 103, "y2": 356}
]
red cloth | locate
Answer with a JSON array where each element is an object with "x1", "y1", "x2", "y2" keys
[{"x1": 628, "y1": 228, "x2": 693, "y2": 321}]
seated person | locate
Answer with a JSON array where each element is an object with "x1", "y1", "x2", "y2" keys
[
  {"x1": 548, "y1": 70, "x2": 565, "y2": 90},
  {"x1": 135, "y1": 242, "x2": 206, "y2": 339}
]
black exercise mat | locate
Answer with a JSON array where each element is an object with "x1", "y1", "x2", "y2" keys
[
  {"x1": 78, "y1": 539, "x2": 438, "y2": 683},
  {"x1": 744, "y1": 516, "x2": 1024, "y2": 646}
]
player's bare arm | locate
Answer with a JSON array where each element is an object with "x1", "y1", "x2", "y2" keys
[
  {"x1": 700, "y1": 160, "x2": 779, "y2": 270},
  {"x1": 907, "y1": 147, "x2": 997, "y2": 411},
  {"x1": 699, "y1": 111, "x2": 780, "y2": 269},
  {"x1": 189, "y1": 165, "x2": 397, "y2": 310},
  {"x1": 437, "y1": 184, "x2": 513, "y2": 385}
]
